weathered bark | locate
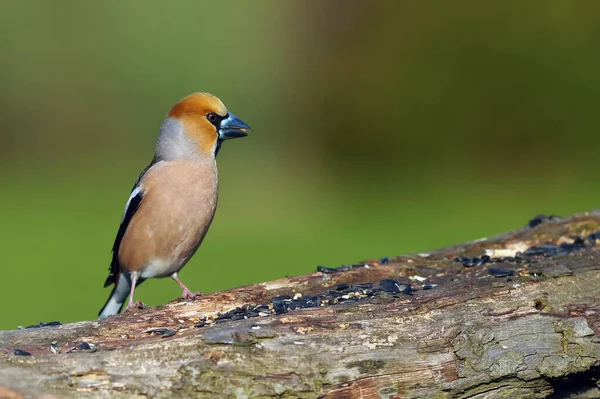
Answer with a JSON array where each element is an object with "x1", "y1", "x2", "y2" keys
[{"x1": 2, "y1": 212, "x2": 600, "y2": 398}]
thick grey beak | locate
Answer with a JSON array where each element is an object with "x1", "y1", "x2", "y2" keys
[{"x1": 218, "y1": 112, "x2": 251, "y2": 140}]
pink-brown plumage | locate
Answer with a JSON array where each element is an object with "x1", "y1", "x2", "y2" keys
[{"x1": 118, "y1": 159, "x2": 218, "y2": 277}]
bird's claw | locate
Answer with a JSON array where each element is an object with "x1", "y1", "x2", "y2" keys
[{"x1": 181, "y1": 289, "x2": 203, "y2": 300}]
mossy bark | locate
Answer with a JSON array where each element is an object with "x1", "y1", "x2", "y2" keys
[{"x1": 1, "y1": 213, "x2": 600, "y2": 398}]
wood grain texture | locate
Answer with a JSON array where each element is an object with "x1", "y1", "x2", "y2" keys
[{"x1": 1, "y1": 212, "x2": 600, "y2": 398}]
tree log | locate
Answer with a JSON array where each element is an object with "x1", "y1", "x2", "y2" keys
[{"x1": 2, "y1": 212, "x2": 600, "y2": 398}]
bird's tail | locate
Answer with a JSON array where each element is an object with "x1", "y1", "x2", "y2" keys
[{"x1": 98, "y1": 273, "x2": 130, "y2": 319}]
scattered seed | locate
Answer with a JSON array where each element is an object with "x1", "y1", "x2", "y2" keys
[
  {"x1": 528, "y1": 214, "x2": 559, "y2": 229},
  {"x1": 453, "y1": 255, "x2": 490, "y2": 267},
  {"x1": 380, "y1": 279, "x2": 402, "y2": 294},
  {"x1": 144, "y1": 327, "x2": 177, "y2": 337},
  {"x1": 273, "y1": 300, "x2": 288, "y2": 315},
  {"x1": 188, "y1": 276, "x2": 414, "y2": 330},
  {"x1": 488, "y1": 267, "x2": 515, "y2": 278},
  {"x1": 25, "y1": 321, "x2": 62, "y2": 329},
  {"x1": 317, "y1": 266, "x2": 340, "y2": 273},
  {"x1": 161, "y1": 329, "x2": 177, "y2": 338},
  {"x1": 316, "y1": 263, "x2": 367, "y2": 273},
  {"x1": 336, "y1": 283, "x2": 350, "y2": 291},
  {"x1": 145, "y1": 328, "x2": 169, "y2": 334},
  {"x1": 244, "y1": 310, "x2": 260, "y2": 318},
  {"x1": 587, "y1": 231, "x2": 600, "y2": 246},
  {"x1": 79, "y1": 342, "x2": 97, "y2": 353},
  {"x1": 50, "y1": 341, "x2": 60, "y2": 354}
]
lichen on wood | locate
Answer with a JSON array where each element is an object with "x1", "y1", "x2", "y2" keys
[{"x1": 1, "y1": 212, "x2": 600, "y2": 398}]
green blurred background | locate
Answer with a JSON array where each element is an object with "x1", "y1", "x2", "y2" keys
[{"x1": 1, "y1": 1, "x2": 599, "y2": 330}]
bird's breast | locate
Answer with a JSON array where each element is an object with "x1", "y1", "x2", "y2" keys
[{"x1": 119, "y1": 159, "x2": 219, "y2": 277}]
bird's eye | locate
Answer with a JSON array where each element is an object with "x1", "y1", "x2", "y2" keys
[{"x1": 206, "y1": 113, "x2": 219, "y2": 125}]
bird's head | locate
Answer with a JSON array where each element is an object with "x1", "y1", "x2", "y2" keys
[{"x1": 156, "y1": 92, "x2": 251, "y2": 160}]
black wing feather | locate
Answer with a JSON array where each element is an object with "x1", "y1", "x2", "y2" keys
[{"x1": 103, "y1": 167, "x2": 150, "y2": 287}]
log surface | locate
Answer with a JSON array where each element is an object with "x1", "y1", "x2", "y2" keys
[{"x1": 2, "y1": 213, "x2": 600, "y2": 398}]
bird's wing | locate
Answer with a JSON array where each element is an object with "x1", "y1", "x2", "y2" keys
[{"x1": 103, "y1": 165, "x2": 151, "y2": 287}]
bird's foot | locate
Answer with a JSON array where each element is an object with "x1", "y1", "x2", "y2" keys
[
  {"x1": 124, "y1": 301, "x2": 146, "y2": 312},
  {"x1": 181, "y1": 288, "x2": 203, "y2": 300}
]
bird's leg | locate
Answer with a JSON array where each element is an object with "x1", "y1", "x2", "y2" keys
[
  {"x1": 124, "y1": 271, "x2": 146, "y2": 312},
  {"x1": 171, "y1": 272, "x2": 202, "y2": 299}
]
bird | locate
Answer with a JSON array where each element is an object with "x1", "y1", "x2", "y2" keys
[{"x1": 98, "y1": 92, "x2": 251, "y2": 318}]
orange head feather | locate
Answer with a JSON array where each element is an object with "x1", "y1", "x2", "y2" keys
[{"x1": 168, "y1": 93, "x2": 229, "y2": 156}]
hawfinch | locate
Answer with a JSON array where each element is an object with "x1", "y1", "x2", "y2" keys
[{"x1": 98, "y1": 93, "x2": 250, "y2": 318}]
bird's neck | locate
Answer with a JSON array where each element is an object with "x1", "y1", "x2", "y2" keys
[{"x1": 155, "y1": 117, "x2": 218, "y2": 163}]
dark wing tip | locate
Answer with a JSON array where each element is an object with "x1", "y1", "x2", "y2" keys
[
  {"x1": 103, "y1": 166, "x2": 149, "y2": 289},
  {"x1": 103, "y1": 273, "x2": 116, "y2": 288}
]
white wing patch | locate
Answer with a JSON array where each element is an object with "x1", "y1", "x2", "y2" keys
[{"x1": 122, "y1": 186, "x2": 142, "y2": 222}]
